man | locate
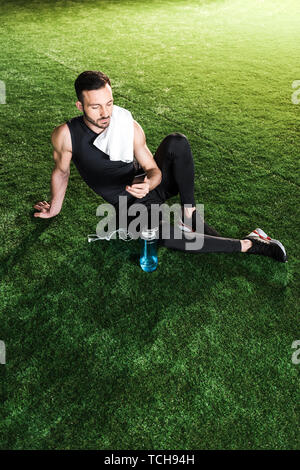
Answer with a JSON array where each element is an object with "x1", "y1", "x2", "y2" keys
[{"x1": 33, "y1": 70, "x2": 287, "y2": 262}]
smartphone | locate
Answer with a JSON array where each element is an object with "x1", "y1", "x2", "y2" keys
[{"x1": 132, "y1": 171, "x2": 147, "y2": 185}]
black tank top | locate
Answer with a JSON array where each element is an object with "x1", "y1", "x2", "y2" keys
[{"x1": 66, "y1": 115, "x2": 140, "y2": 207}]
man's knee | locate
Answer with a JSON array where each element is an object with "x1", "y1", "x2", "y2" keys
[
  {"x1": 163, "y1": 132, "x2": 190, "y2": 154},
  {"x1": 165, "y1": 132, "x2": 188, "y2": 142}
]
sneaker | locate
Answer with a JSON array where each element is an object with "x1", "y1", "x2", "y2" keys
[
  {"x1": 243, "y1": 228, "x2": 288, "y2": 262},
  {"x1": 178, "y1": 208, "x2": 221, "y2": 237}
]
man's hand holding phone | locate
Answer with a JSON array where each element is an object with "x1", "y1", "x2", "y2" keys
[{"x1": 126, "y1": 174, "x2": 150, "y2": 199}]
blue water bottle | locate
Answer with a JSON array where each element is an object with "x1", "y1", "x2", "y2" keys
[{"x1": 139, "y1": 227, "x2": 159, "y2": 272}]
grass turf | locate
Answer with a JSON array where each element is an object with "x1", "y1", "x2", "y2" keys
[{"x1": 0, "y1": 0, "x2": 299, "y2": 450}]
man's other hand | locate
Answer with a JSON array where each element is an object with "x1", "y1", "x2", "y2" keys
[
  {"x1": 33, "y1": 201, "x2": 59, "y2": 218},
  {"x1": 125, "y1": 176, "x2": 150, "y2": 199}
]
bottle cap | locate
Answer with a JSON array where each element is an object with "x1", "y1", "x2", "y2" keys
[{"x1": 141, "y1": 226, "x2": 159, "y2": 240}]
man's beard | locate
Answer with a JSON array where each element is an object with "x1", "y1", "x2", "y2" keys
[{"x1": 83, "y1": 109, "x2": 110, "y2": 129}]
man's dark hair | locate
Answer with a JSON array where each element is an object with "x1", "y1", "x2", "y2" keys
[{"x1": 74, "y1": 70, "x2": 111, "y2": 103}]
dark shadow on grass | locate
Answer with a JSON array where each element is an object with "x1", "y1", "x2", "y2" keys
[
  {"x1": 0, "y1": 211, "x2": 55, "y2": 280},
  {"x1": 11, "y1": 232, "x2": 291, "y2": 347}
]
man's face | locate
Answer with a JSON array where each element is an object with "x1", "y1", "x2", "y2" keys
[{"x1": 76, "y1": 83, "x2": 114, "y2": 131}]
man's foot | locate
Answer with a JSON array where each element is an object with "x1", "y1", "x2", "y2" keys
[
  {"x1": 178, "y1": 208, "x2": 222, "y2": 237},
  {"x1": 243, "y1": 228, "x2": 288, "y2": 262}
]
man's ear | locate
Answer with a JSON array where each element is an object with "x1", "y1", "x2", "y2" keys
[{"x1": 75, "y1": 100, "x2": 83, "y2": 112}]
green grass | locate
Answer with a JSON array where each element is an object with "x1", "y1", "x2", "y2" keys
[{"x1": 0, "y1": 0, "x2": 299, "y2": 450}]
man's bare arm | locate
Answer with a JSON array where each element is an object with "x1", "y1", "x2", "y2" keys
[
  {"x1": 125, "y1": 120, "x2": 162, "y2": 199},
  {"x1": 33, "y1": 124, "x2": 72, "y2": 218}
]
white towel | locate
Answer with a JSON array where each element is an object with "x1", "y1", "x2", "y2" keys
[{"x1": 92, "y1": 104, "x2": 134, "y2": 163}]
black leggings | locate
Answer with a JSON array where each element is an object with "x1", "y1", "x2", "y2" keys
[{"x1": 125, "y1": 133, "x2": 241, "y2": 254}]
